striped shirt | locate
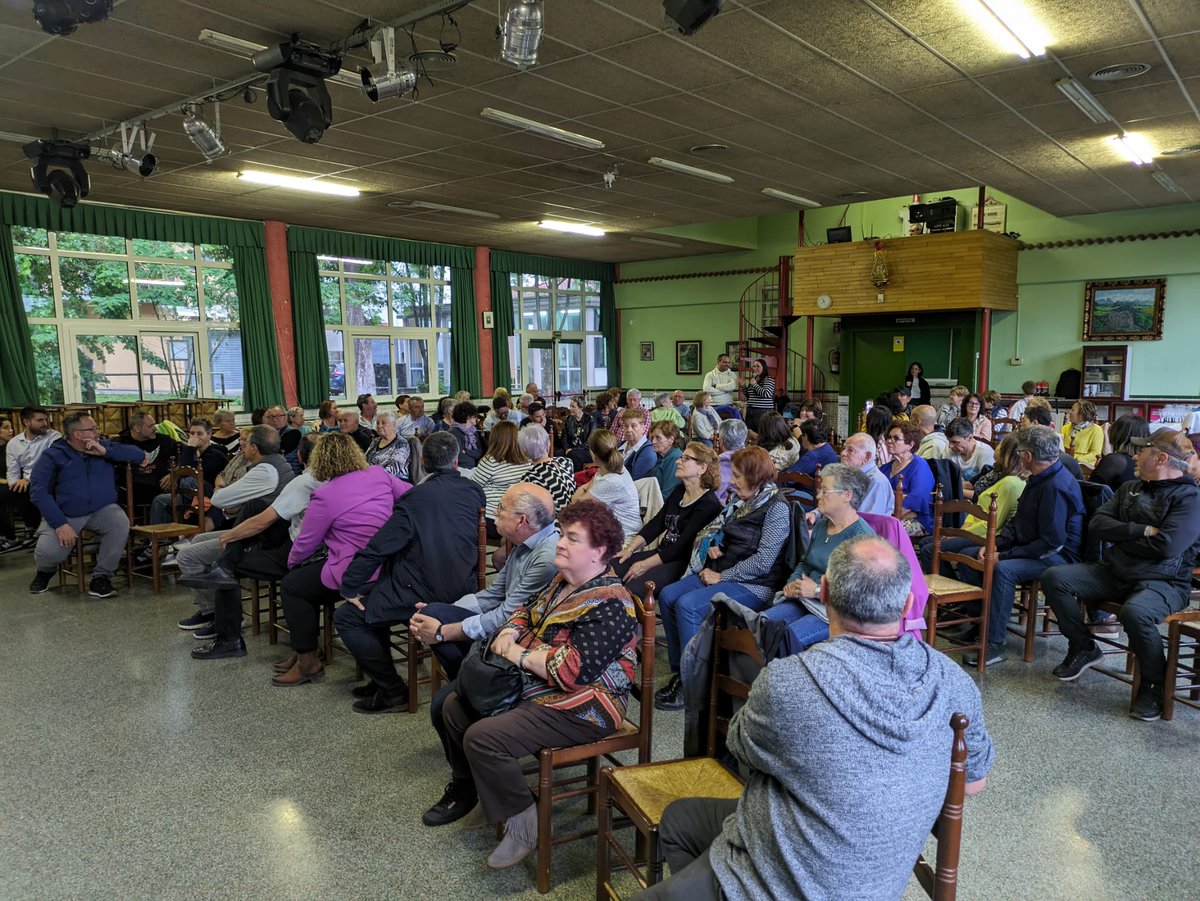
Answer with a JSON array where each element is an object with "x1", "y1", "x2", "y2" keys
[{"x1": 464, "y1": 457, "x2": 533, "y2": 518}]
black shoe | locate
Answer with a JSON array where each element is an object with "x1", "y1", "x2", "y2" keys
[
  {"x1": 352, "y1": 688, "x2": 407, "y2": 714},
  {"x1": 29, "y1": 570, "x2": 55, "y2": 594},
  {"x1": 0, "y1": 537, "x2": 24, "y2": 554},
  {"x1": 1053, "y1": 645, "x2": 1103, "y2": 681},
  {"x1": 178, "y1": 562, "x2": 239, "y2": 590},
  {"x1": 654, "y1": 676, "x2": 685, "y2": 711},
  {"x1": 653, "y1": 673, "x2": 681, "y2": 705},
  {"x1": 178, "y1": 612, "x2": 214, "y2": 631},
  {"x1": 422, "y1": 780, "x2": 479, "y2": 827},
  {"x1": 1129, "y1": 684, "x2": 1163, "y2": 722},
  {"x1": 88, "y1": 576, "x2": 117, "y2": 599},
  {"x1": 351, "y1": 680, "x2": 380, "y2": 698},
  {"x1": 191, "y1": 636, "x2": 248, "y2": 660},
  {"x1": 962, "y1": 643, "x2": 1006, "y2": 667}
]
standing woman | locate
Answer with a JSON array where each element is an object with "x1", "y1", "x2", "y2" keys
[
  {"x1": 317, "y1": 400, "x2": 340, "y2": 434},
  {"x1": 464, "y1": 420, "x2": 532, "y2": 538},
  {"x1": 886, "y1": 421, "x2": 936, "y2": 537},
  {"x1": 742, "y1": 358, "x2": 776, "y2": 432},
  {"x1": 1063, "y1": 400, "x2": 1104, "y2": 468},
  {"x1": 865, "y1": 405, "x2": 894, "y2": 469},
  {"x1": 572, "y1": 428, "x2": 642, "y2": 543},
  {"x1": 365, "y1": 411, "x2": 411, "y2": 482},
  {"x1": 960, "y1": 393, "x2": 993, "y2": 443},
  {"x1": 905, "y1": 361, "x2": 931, "y2": 407}
]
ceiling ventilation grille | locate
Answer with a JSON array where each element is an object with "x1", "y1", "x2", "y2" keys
[
  {"x1": 411, "y1": 50, "x2": 458, "y2": 69},
  {"x1": 689, "y1": 143, "x2": 728, "y2": 155},
  {"x1": 1090, "y1": 63, "x2": 1151, "y2": 81},
  {"x1": 1161, "y1": 144, "x2": 1200, "y2": 157}
]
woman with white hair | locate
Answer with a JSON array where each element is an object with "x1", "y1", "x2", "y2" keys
[
  {"x1": 365, "y1": 411, "x2": 411, "y2": 482},
  {"x1": 518, "y1": 423, "x2": 574, "y2": 510}
]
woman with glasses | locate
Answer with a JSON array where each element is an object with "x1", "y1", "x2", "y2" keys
[
  {"x1": 612, "y1": 442, "x2": 723, "y2": 601},
  {"x1": 960, "y1": 392, "x2": 993, "y2": 443},
  {"x1": 886, "y1": 421, "x2": 936, "y2": 537}
]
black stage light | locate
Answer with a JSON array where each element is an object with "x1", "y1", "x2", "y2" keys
[
  {"x1": 24, "y1": 140, "x2": 91, "y2": 208},
  {"x1": 33, "y1": 0, "x2": 112, "y2": 36},
  {"x1": 662, "y1": 0, "x2": 723, "y2": 36},
  {"x1": 253, "y1": 35, "x2": 340, "y2": 144}
]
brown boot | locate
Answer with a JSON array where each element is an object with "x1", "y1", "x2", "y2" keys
[
  {"x1": 272, "y1": 653, "x2": 298, "y2": 673},
  {"x1": 271, "y1": 651, "x2": 325, "y2": 687}
]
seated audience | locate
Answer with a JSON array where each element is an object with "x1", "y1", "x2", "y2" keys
[
  {"x1": 315, "y1": 401, "x2": 338, "y2": 434},
  {"x1": 520, "y1": 401, "x2": 559, "y2": 450},
  {"x1": 983, "y1": 390, "x2": 1009, "y2": 435},
  {"x1": 335, "y1": 432, "x2": 487, "y2": 713},
  {"x1": 146, "y1": 418, "x2": 228, "y2": 528},
  {"x1": 651, "y1": 392, "x2": 687, "y2": 430},
  {"x1": 2, "y1": 406, "x2": 60, "y2": 551},
  {"x1": 398, "y1": 396, "x2": 436, "y2": 439},
  {"x1": 287, "y1": 406, "x2": 309, "y2": 436},
  {"x1": 338, "y1": 408, "x2": 373, "y2": 452},
  {"x1": 715, "y1": 419, "x2": 748, "y2": 502},
  {"x1": 612, "y1": 388, "x2": 646, "y2": 445},
  {"x1": 28, "y1": 413, "x2": 147, "y2": 598},
  {"x1": 366, "y1": 411, "x2": 411, "y2": 482},
  {"x1": 1092, "y1": 414, "x2": 1149, "y2": 491},
  {"x1": 638, "y1": 536, "x2": 993, "y2": 900},
  {"x1": 946, "y1": 416, "x2": 996, "y2": 488},
  {"x1": 356, "y1": 393, "x2": 378, "y2": 431},
  {"x1": 591, "y1": 390, "x2": 618, "y2": 434},
  {"x1": 838, "y1": 432, "x2": 896, "y2": 516},
  {"x1": 689, "y1": 391, "x2": 721, "y2": 448},
  {"x1": 1021, "y1": 405, "x2": 1084, "y2": 478},
  {"x1": 937, "y1": 385, "x2": 970, "y2": 429},
  {"x1": 649, "y1": 420, "x2": 684, "y2": 498},
  {"x1": 1062, "y1": 400, "x2": 1104, "y2": 468},
  {"x1": 524, "y1": 381, "x2": 546, "y2": 405},
  {"x1": 265, "y1": 406, "x2": 302, "y2": 455},
  {"x1": 432, "y1": 397, "x2": 456, "y2": 433},
  {"x1": 410, "y1": 484, "x2": 559, "y2": 680},
  {"x1": 874, "y1": 391, "x2": 905, "y2": 422},
  {"x1": 957, "y1": 426, "x2": 1084, "y2": 667},
  {"x1": 755, "y1": 412, "x2": 799, "y2": 472},
  {"x1": 561, "y1": 395, "x2": 595, "y2": 467},
  {"x1": 211, "y1": 409, "x2": 242, "y2": 451},
  {"x1": 672, "y1": 389, "x2": 691, "y2": 420},
  {"x1": 520, "y1": 424, "x2": 574, "y2": 511},
  {"x1": 1007, "y1": 380, "x2": 1037, "y2": 424},
  {"x1": 894, "y1": 385, "x2": 914, "y2": 416},
  {"x1": 885, "y1": 421, "x2": 936, "y2": 537},
  {"x1": 865, "y1": 405, "x2": 893, "y2": 468},
  {"x1": 618, "y1": 406, "x2": 657, "y2": 481},
  {"x1": 1043, "y1": 429, "x2": 1200, "y2": 721},
  {"x1": 118, "y1": 411, "x2": 179, "y2": 510},
  {"x1": 573, "y1": 429, "x2": 642, "y2": 543},
  {"x1": 791, "y1": 397, "x2": 824, "y2": 423},
  {"x1": 450, "y1": 400, "x2": 484, "y2": 469},
  {"x1": 484, "y1": 394, "x2": 521, "y2": 430},
  {"x1": 655, "y1": 446, "x2": 790, "y2": 710},
  {"x1": 465, "y1": 421, "x2": 531, "y2": 538},
  {"x1": 787, "y1": 420, "x2": 837, "y2": 475},
  {"x1": 422, "y1": 501, "x2": 637, "y2": 871},
  {"x1": 960, "y1": 393, "x2": 993, "y2": 443},
  {"x1": 613, "y1": 441, "x2": 722, "y2": 601},
  {"x1": 913, "y1": 404, "x2": 948, "y2": 460}
]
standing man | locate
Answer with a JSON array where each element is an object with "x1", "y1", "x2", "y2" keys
[
  {"x1": 912, "y1": 405, "x2": 948, "y2": 460},
  {"x1": 398, "y1": 396, "x2": 436, "y2": 439},
  {"x1": 1042, "y1": 429, "x2": 1200, "y2": 721},
  {"x1": 28, "y1": 413, "x2": 147, "y2": 597},
  {"x1": 839, "y1": 433, "x2": 895, "y2": 516},
  {"x1": 356, "y1": 393, "x2": 378, "y2": 432},
  {"x1": 2, "y1": 405, "x2": 60, "y2": 550},
  {"x1": 702, "y1": 354, "x2": 741, "y2": 420},
  {"x1": 118, "y1": 411, "x2": 179, "y2": 510}
]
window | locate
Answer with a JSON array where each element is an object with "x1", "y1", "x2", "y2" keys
[
  {"x1": 507, "y1": 274, "x2": 607, "y2": 396},
  {"x1": 12, "y1": 227, "x2": 243, "y2": 408},
  {"x1": 320, "y1": 256, "x2": 452, "y2": 400}
]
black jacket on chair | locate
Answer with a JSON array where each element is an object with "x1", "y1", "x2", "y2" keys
[{"x1": 339, "y1": 470, "x2": 486, "y2": 625}]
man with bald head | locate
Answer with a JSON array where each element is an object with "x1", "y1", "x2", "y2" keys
[
  {"x1": 912, "y1": 404, "x2": 948, "y2": 460},
  {"x1": 839, "y1": 432, "x2": 896, "y2": 516}
]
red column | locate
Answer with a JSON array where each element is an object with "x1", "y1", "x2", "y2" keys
[
  {"x1": 476, "y1": 246, "x2": 493, "y2": 396},
  {"x1": 263, "y1": 220, "x2": 298, "y2": 407},
  {"x1": 805, "y1": 317, "x2": 815, "y2": 396},
  {"x1": 978, "y1": 307, "x2": 991, "y2": 394}
]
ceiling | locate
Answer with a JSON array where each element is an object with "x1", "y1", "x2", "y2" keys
[{"x1": 0, "y1": 0, "x2": 1197, "y2": 262}]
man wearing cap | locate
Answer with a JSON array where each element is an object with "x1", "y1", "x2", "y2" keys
[
  {"x1": 1042, "y1": 428, "x2": 1200, "y2": 721},
  {"x1": 894, "y1": 386, "x2": 913, "y2": 417}
]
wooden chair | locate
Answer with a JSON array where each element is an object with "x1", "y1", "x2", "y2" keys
[
  {"x1": 777, "y1": 470, "x2": 817, "y2": 509},
  {"x1": 893, "y1": 476, "x2": 906, "y2": 518},
  {"x1": 529, "y1": 585, "x2": 659, "y2": 894},
  {"x1": 127, "y1": 465, "x2": 205, "y2": 594},
  {"x1": 1164, "y1": 608, "x2": 1200, "y2": 721},
  {"x1": 925, "y1": 491, "x2": 999, "y2": 673},
  {"x1": 60, "y1": 463, "x2": 136, "y2": 592},
  {"x1": 596, "y1": 603, "x2": 758, "y2": 899},
  {"x1": 912, "y1": 713, "x2": 971, "y2": 901}
]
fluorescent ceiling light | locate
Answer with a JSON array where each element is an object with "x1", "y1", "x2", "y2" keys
[
  {"x1": 761, "y1": 187, "x2": 820, "y2": 207},
  {"x1": 198, "y1": 29, "x2": 361, "y2": 88},
  {"x1": 630, "y1": 237, "x2": 683, "y2": 248},
  {"x1": 317, "y1": 255, "x2": 376, "y2": 265},
  {"x1": 134, "y1": 278, "x2": 185, "y2": 287},
  {"x1": 647, "y1": 156, "x2": 733, "y2": 184},
  {"x1": 538, "y1": 220, "x2": 606, "y2": 237},
  {"x1": 238, "y1": 170, "x2": 361, "y2": 196},
  {"x1": 1151, "y1": 169, "x2": 1180, "y2": 193},
  {"x1": 1110, "y1": 132, "x2": 1155, "y2": 166},
  {"x1": 479, "y1": 108, "x2": 605, "y2": 150},
  {"x1": 409, "y1": 200, "x2": 501, "y2": 219},
  {"x1": 1054, "y1": 77, "x2": 1113, "y2": 125},
  {"x1": 962, "y1": 0, "x2": 1049, "y2": 59}
]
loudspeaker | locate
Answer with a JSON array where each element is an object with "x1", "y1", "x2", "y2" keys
[{"x1": 662, "y1": 0, "x2": 723, "y2": 36}]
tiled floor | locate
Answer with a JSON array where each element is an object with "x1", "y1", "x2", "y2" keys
[{"x1": 1, "y1": 552, "x2": 1197, "y2": 900}]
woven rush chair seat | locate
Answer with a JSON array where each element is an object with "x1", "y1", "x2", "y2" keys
[
  {"x1": 925, "y1": 573, "x2": 982, "y2": 598},
  {"x1": 608, "y1": 757, "x2": 743, "y2": 828}
]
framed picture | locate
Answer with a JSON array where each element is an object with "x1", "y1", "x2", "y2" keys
[
  {"x1": 482, "y1": 310, "x2": 495, "y2": 330},
  {"x1": 725, "y1": 340, "x2": 747, "y2": 364},
  {"x1": 639, "y1": 341, "x2": 654, "y2": 362},
  {"x1": 676, "y1": 340, "x2": 701, "y2": 375},
  {"x1": 1083, "y1": 278, "x2": 1166, "y2": 341}
]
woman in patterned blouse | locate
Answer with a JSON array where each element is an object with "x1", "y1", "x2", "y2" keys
[
  {"x1": 365, "y1": 412, "x2": 411, "y2": 482},
  {"x1": 425, "y1": 500, "x2": 638, "y2": 871},
  {"x1": 519, "y1": 423, "x2": 575, "y2": 511}
]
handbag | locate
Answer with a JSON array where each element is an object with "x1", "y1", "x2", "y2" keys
[{"x1": 456, "y1": 634, "x2": 528, "y2": 718}]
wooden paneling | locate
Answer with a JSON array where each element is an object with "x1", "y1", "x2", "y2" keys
[{"x1": 792, "y1": 230, "x2": 1020, "y2": 317}]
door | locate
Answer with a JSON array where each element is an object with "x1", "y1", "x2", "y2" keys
[
  {"x1": 851, "y1": 328, "x2": 957, "y2": 416},
  {"x1": 523, "y1": 335, "x2": 584, "y2": 401}
]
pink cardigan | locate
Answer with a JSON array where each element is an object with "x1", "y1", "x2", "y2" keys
[
  {"x1": 288, "y1": 467, "x2": 411, "y2": 590},
  {"x1": 861, "y1": 512, "x2": 929, "y2": 639}
]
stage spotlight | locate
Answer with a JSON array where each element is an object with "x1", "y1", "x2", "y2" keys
[
  {"x1": 23, "y1": 140, "x2": 91, "y2": 208},
  {"x1": 253, "y1": 36, "x2": 340, "y2": 144},
  {"x1": 499, "y1": 0, "x2": 543, "y2": 69},
  {"x1": 33, "y1": 0, "x2": 112, "y2": 36},
  {"x1": 103, "y1": 148, "x2": 157, "y2": 177},
  {"x1": 361, "y1": 28, "x2": 417, "y2": 102},
  {"x1": 183, "y1": 105, "x2": 229, "y2": 160}
]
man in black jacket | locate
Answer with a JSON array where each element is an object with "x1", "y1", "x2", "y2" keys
[
  {"x1": 334, "y1": 431, "x2": 487, "y2": 714},
  {"x1": 118, "y1": 411, "x2": 180, "y2": 510},
  {"x1": 1043, "y1": 428, "x2": 1200, "y2": 721}
]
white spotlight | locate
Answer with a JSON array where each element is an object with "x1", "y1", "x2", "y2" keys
[{"x1": 500, "y1": 0, "x2": 544, "y2": 69}]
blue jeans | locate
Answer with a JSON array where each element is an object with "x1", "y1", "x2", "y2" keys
[
  {"x1": 956, "y1": 553, "x2": 1067, "y2": 648},
  {"x1": 658, "y1": 573, "x2": 764, "y2": 674},
  {"x1": 761, "y1": 600, "x2": 829, "y2": 654}
]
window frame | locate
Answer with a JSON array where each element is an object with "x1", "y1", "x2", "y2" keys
[{"x1": 507, "y1": 273, "x2": 606, "y2": 396}]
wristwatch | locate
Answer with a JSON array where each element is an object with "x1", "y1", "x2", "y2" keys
[
  {"x1": 519, "y1": 648, "x2": 533, "y2": 670},
  {"x1": 434, "y1": 624, "x2": 445, "y2": 644}
]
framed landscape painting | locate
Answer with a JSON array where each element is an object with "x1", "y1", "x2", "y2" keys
[
  {"x1": 676, "y1": 340, "x2": 701, "y2": 375},
  {"x1": 1083, "y1": 278, "x2": 1166, "y2": 341}
]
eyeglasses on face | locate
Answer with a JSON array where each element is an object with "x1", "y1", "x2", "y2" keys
[{"x1": 885, "y1": 434, "x2": 905, "y2": 443}]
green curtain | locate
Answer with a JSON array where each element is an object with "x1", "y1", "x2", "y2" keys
[
  {"x1": 287, "y1": 225, "x2": 471, "y2": 269},
  {"x1": 490, "y1": 270, "x2": 515, "y2": 391},
  {"x1": 232, "y1": 246, "x2": 283, "y2": 409},
  {"x1": 449, "y1": 266, "x2": 481, "y2": 397},
  {"x1": 599, "y1": 279, "x2": 620, "y2": 387},
  {"x1": 0, "y1": 224, "x2": 38, "y2": 405},
  {"x1": 488, "y1": 250, "x2": 614, "y2": 283},
  {"x1": 289, "y1": 251, "x2": 329, "y2": 407}
]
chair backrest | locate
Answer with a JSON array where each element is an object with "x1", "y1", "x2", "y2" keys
[
  {"x1": 476, "y1": 507, "x2": 487, "y2": 590},
  {"x1": 121, "y1": 462, "x2": 136, "y2": 525},
  {"x1": 912, "y1": 712, "x2": 970, "y2": 900},
  {"x1": 168, "y1": 465, "x2": 202, "y2": 525},
  {"x1": 777, "y1": 470, "x2": 817, "y2": 509},
  {"x1": 1079, "y1": 462, "x2": 1094, "y2": 480},
  {"x1": 706, "y1": 604, "x2": 766, "y2": 757},
  {"x1": 929, "y1": 489, "x2": 998, "y2": 579},
  {"x1": 634, "y1": 476, "x2": 663, "y2": 523},
  {"x1": 927, "y1": 458, "x2": 965, "y2": 527},
  {"x1": 630, "y1": 584, "x2": 658, "y2": 762},
  {"x1": 407, "y1": 435, "x2": 424, "y2": 483}
]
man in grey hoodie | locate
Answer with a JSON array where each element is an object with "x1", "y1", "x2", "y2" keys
[{"x1": 636, "y1": 535, "x2": 994, "y2": 901}]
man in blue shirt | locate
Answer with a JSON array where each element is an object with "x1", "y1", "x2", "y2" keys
[{"x1": 29, "y1": 412, "x2": 148, "y2": 598}]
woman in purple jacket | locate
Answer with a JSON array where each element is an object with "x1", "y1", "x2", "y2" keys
[{"x1": 272, "y1": 432, "x2": 411, "y2": 686}]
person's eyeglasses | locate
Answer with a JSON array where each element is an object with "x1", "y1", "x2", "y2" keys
[
  {"x1": 680, "y1": 454, "x2": 704, "y2": 464},
  {"x1": 816, "y1": 487, "x2": 848, "y2": 496},
  {"x1": 75, "y1": 427, "x2": 99, "y2": 434},
  {"x1": 885, "y1": 434, "x2": 904, "y2": 442}
]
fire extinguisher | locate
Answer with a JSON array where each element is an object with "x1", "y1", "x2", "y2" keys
[{"x1": 828, "y1": 348, "x2": 840, "y2": 374}]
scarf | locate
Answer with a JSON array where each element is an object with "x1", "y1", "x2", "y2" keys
[
  {"x1": 688, "y1": 481, "x2": 780, "y2": 574},
  {"x1": 453, "y1": 422, "x2": 479, "y2": 452}
]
